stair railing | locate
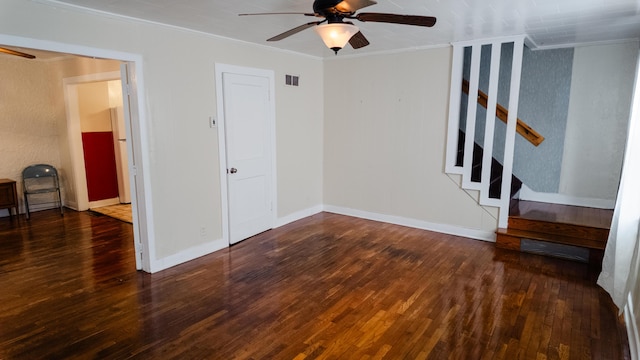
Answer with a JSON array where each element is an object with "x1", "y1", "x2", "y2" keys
[
  {"x1": 462, "y1": 79, "x2": 544, "y2": 146},
  {"x1": 445, "y1": 36, "x2": 526, "y2": 228}
]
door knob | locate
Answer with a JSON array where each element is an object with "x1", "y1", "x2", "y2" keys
[{"x1": 229, "y1": 168, "x2": 238, "y2": 174}]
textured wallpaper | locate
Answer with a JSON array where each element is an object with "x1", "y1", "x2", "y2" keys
[
  {"x1": 513, "y1": 46, "x2": 574, "y2": 193},
  {"x1": 0, "y1": 56, "x2": 63, "y2": 214},
  {"x1": 460, "y1": 43, "x2": 574, "y2": 193}
]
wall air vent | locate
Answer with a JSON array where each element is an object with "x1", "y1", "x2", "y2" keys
[{"x1": 285, "y1": 75, "x2": 299, "y2": 86}]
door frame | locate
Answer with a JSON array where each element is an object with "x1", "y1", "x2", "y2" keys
[
  {"x1": 215, "y1": 63, "x2": 278, "y2": 245},
  {"x1": 0, "y1": 34, "x2": 154, "y2": 272}
]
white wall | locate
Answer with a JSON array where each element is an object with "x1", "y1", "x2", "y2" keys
[
  {"x1": 559, "y1": 42, "x2": 639, "y2": 201},
  {"x1": 323, "y1": 48, "x2": 498, "y2": 236},
  {"x1": 0, "y1": 0, "x2": 324, "y2": 264},
  {"x1": 596, "y1": 48, "x2": 640, "y2": 357}
]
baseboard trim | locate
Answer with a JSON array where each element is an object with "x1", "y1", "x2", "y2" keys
[
  {"x1": 149, "y1": 238, "x2": 227, "y2": 273},
  {"x1": 625, "y1": 294, "x2": 640, "y2": 360},
  {"x1": 275, "y1": 205, "x2": 323, "y2": 228},
  {"x1": 519, "y1": 185, "x2": 615, "y2": 209},
  {"x1": 89, "y1": 198, "x2": 120, "y2": 208},
  {"x1": 323, "y1": 205, "x2": 495, "y2": 242},
  {"x1": 65, "y1": 200, "x2": 79, "y2": 211}
]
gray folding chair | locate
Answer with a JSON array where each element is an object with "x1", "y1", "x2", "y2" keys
[{"x1": 22, "y1": 164, "x2": 63, "y2": 219}]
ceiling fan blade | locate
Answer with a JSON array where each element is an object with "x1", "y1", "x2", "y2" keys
[
  {"x1": 355, "y1": 13, "x2": 437, "y2": 27},
  {"x1": 349, "y1": 31, "x2": 370, "y2": 49},
  {"x1": 239, "y1": 12, "x2": 317, "y2": 17},
  {"x1": 335, "y1": 0, "x2": 377, "y2": 12},
  {"x1": 267, "y1": 22, "x2": 322, "y2": 41},
  {"x1": 0, "y1": 47, "x2": 36, "y2": 59}
]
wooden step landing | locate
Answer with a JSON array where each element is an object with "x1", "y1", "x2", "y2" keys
[
  {"x1": 496, "y1": 200, "x2": 613, "y2": 266},
  {"x1": 508, "y1": 200, "x2": 613, "y2": 228}
]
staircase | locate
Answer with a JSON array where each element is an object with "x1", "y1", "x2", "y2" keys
[
  {"x1": 495, "y1": 200, "x2": 612, "y2": 267},
  {"x1": 446, "y1": 37, "x2": 528, "y2": 228},
  {"x1": 456, "y1": 130, "x2": 522, "y2": 199},
  {"x1": 446, "y1": 38, "x2": 611, "y2": 267}
]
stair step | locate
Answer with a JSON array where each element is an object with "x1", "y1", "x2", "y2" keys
[
  {"x1": 497, "y1": 201, "x2": 610, "y2": 267},
  {"x1": 496, "y1": 228, "x2": 607, "y2": 250},
  {"x1": 508, "y1": 218, "x2": 609, "y2": 242}
]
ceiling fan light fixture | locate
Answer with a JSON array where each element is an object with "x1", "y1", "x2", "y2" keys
[{"x1": 314, "y1": 23, "x2": 359, "y2": 54}]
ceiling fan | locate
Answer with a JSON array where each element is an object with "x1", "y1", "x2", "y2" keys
[
  {"x1": 0, "y1": 47, "x2": 36, "y2": 59},
  {"x1": 240, "y1": 0, "x2": 437, "y2": 54}
]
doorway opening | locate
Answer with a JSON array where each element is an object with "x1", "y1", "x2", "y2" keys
[
  {"x1": 0, "y1": 36, "x2": 152, "y2": 272},
  {"x1": 64, "y1": 73, "x2": 130, "y2": 208},
  {"x1": 64, "y1": 73, "x2": 133, "y2": 223}
]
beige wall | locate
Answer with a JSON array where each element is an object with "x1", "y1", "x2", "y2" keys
[
  {"x1": 560, "y1": 42, "x2": 639, "y2": 201},
  {"x1": 78, "y1": 81, "x2": 112, "y2": 133},
  {"x1": 107, "y1": 80, "x2": 123, "y2": 108},
  {"x1": 323, "y1": 48, "x2": 498, "y2": 232},
  {"x1": 1, "y1": 0, "x2": 324, "y2": 262}
]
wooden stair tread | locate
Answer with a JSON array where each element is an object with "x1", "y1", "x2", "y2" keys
[
  {"x1": 496, "y1": 227, "x2": 606, "y2": 250},
  {"x1": 509, "y1": 200, "x2": 613, "y2": 229},
  {"x1": 508, "y1": 217, "x2": 609, "y2": 241}
]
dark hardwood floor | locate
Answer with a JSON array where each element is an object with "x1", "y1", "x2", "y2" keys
[{"x1": 0, "y1": 209, "x2": 630, "y2": 359}]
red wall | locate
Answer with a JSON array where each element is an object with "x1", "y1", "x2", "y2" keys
[{"x1": 82, "y1": 132, "x2": 119, "y2": 202}]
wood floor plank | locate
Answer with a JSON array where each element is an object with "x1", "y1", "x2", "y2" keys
[{"x1": 0, "y1": 210, "x2": 631, "y2": 359}]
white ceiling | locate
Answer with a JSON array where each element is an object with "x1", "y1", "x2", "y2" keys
[{"x1": 33, "y1": 0, "x2": 640, "y2": 57}]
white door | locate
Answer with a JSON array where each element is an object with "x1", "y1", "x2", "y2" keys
[
  {"x1": 120, "y1": 62, "x2": 143, "y2": 269},
  {"x1": 222, "y1": 72, "x2": 274, "y2": 245}
]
